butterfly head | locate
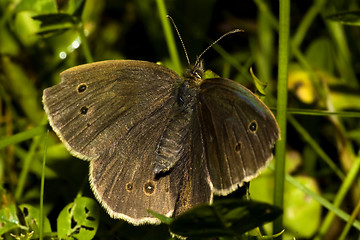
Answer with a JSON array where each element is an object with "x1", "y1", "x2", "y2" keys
[{"x1": 184, "y1": 59, "x2": 204, "y2": 88}]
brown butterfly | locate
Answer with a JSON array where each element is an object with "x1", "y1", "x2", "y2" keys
[{"x1": 43, "y1": 58, "x2": 279, "y2": 225}]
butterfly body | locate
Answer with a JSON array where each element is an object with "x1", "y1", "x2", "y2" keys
[{"x1": 43, "y1": 60, "x2": 279, "y2": 225}]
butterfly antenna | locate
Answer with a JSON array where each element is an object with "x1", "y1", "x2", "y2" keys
[
  {"x1": 194, "y1": 29, "x2": 244, "y2": 68},
  {"x1": 166, "y1": 15, "x2": 191, "y2": 65}
]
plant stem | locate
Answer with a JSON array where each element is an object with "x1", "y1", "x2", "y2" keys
[
  {"x1": 39, "y1": 132, "x2": 48, "y2": 240},
  {"x1": 78, "y1": 22, "x2": 93, "y2": 63},
  {"x1": 273, "y1": 0, "x2": 290, "y2": 236},
  {"x1": 156, "y1": 0, "x2": 182, "y2": 74}
]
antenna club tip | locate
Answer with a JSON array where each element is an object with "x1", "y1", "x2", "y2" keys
[{"x1": 233, "y1": 29, "x2": 245, "y2": 33}]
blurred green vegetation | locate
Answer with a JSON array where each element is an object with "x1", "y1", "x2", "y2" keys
[{"x1": 1, "y1": 0, "x2": 360, "y2": 239}]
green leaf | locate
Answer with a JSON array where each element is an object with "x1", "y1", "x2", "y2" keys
[
  {"x1": 348, "y1": 129, "x2": 360, "y2": 144},
  {"x1": 169, "y1": 199, "x2": 282, "y2": 238},
  {"x1": 72, "y1": 0, "x2": 87, "y2": 18},
  {"x1": 329, "y1": 87, "x2": 360, "y2": 110},
  {"x1": 0, "y1": 125, "x2": 47, "y2": 150},
  {"x1": 32, "y1": 13, "x2": 76, "y2": 37},
  {"x1": 305, "y1": 38, "x2": 335, "y2": 73},
  {"x1": 18, "y1": 204, "x2": 52, "y2": 237},
  {"x1": 203, "y1": 69, "x2": 220, "y2": 79},
  {"x1": 250, "y1": 67, "x2": 267, "y2": 96},
  {"x1": 57, "y1": 197, "x2": 100, "y2": 240},
  {"x1": 327, "y1": 11, "x2": 360, "y2": 26},
  {"x1": 147, "y1": 209, "x2": 173, "y2": 225},
  {"x1": 15, "y1": 0, "x2": 57, "y2": 14},
  {"x1": 32, "y1": 13, "x2": 75, "y2": 28},
  {"x1": 0, "y1": 188, "x2": 21, "y2": 235},
  {"x1": 283, "y1": 176, "x2": 321, "y2": 238}
]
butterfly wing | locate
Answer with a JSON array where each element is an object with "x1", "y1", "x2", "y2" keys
[
  {"x1": 43, "y1": 60, "x2": 185, "y2": 224},
  {"x1": 198, "y1": 78, "x2": 280, "y2": 195},
  {"x1": 170, "y1": 107, "x2": 212, "y2": 216},
  {"x1": 155, "y1": 83, "x2": 213, "y2": 216}
]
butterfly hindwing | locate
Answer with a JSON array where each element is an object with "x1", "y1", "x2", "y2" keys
[
  {"x1": 160, "y1": 84, "x2": 213, "y2": 216},
  {"x1": 198, "y1": 78, "x2": 280, "y2": 194}
]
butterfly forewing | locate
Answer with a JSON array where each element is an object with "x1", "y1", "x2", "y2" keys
[{"x1": 43, "y1": 60, "x2": 187, "y2": 224}]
